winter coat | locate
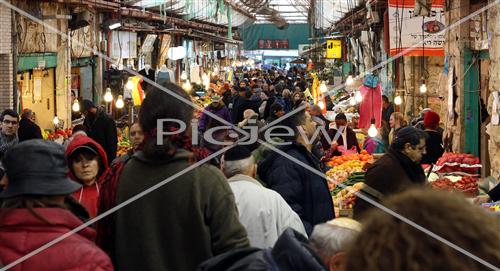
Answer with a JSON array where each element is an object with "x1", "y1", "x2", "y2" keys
[
  {"x1": 228, "y1": 174, "x2": 307, "y2": 248},
  {"x1": 258, "y1": 142, "x2": 334, "y2": 235},
  {"x1": 17, "y1": 118, "x2": 42, "y2": 142},
  {"x1": 66, "y1": 135, "x2": 110, "y2": 218},
  {"x1": 353, "y1": 149, "x2": 427, "y2": 220},
  {"x1": 0, "y1": 208, "x2": 113, "y2": 271},
  {"x1": 421, "y1": 130, "x2": 444, "y2": 165},
  {"x1": 232, "y1": 97, "x2": 259, "y2": 124},
  {"x1": 197, "y1": 228, "x2": 327, "y2": 271},
  {"x1": 198, "y1": 103, "x2": 232, "y2": 132},
  {"x1": 113, "y1": 150, "x2": 250, "y2": 271},
  {"x1": 83, "y1": 109, "x2": 118, "y2": 164}
]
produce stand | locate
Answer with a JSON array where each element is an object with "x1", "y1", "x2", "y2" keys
[
  {"x1": 427, "y1": 153, "x2": 482, "y2": 197},
  {"x1": 325, "y1": 151, "x2": 373, "y2": 218}
]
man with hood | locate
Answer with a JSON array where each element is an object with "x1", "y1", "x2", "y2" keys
[
  {"x1": 258, "y1": 109, "x2": 334, "y2": 235},
  {"x1": 65, "y1": 135, "x2": 110, "y2": 218},
  {"x1": 82, "y1": 100, "x2": 118, "y2": 164}
]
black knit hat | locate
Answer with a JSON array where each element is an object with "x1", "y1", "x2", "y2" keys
[
  {"x1": 0, "y1": 139, "x2": 81, "y2": 198},
  {"x1": 223, "y1": 145, "x2": 252, "y2": 161},
  {"x1": 82, "y1": 99, "x2": 95, "y2": 112}
]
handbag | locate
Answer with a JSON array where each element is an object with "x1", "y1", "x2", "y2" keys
[{"x1": 363, "y1": 73, "x2": 379, "y2": 89}]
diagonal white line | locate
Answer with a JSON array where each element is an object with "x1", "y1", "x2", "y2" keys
[
  {"x1": 0, "y1": 142, "x2": 238, "y2": 271},
  {"x1": 255, "y1": 139, "x2": 500, "y2": 271},
  {"x1": 260, "y1": 104, "x2": 308, "y2": 131},
  {"x1": 0, "y1": 0, "x2": 251, "y2": 140},
  {"x1": 325, "y1": 0, "x2": 500, "y2": 97}
]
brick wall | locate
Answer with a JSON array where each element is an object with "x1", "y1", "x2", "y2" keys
[{"x1": 0, "y1": 0, "x2": 13, "y2": 110}]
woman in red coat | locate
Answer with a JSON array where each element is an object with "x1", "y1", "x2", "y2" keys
[
  {"x1": 0, "y1": 139, "x2": 113, "y2": 270},
  {"x1": 65, "y1": 135, "x2": 110, "y2": 218}
]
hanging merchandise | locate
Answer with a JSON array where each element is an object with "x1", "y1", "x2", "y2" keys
[
  {"x1": 190, "y1": 64, "x2": 201, "y2": 84},
  {"x1": 128, "y1": 76, "x2": 145, "y2": 106},
  {"x1": 358, "y1": 80, "x2": 382, "y2": 129},
  {"x1": 138, "y1": 64, "x2": 156, "y2": 92}
]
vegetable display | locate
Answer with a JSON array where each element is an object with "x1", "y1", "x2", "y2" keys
[
  {"x1": 434, "y1": 153, "x2": 481, "y2": 174},
  {"x1": 430, "y1": 176, "x2": 478, "y2": 197}
]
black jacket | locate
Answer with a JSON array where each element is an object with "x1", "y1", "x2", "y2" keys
[
  {"x1": 232, "y1": 97, "x2": 259, "y2": 124},
  {"x1": 421, "y1": 130, "x2": 444, "y2": 165},
  {"x1": 84, "y1": 109, "x2": 117, "y2": 164},
  {"x1": 353, "y1": 149, "x2": 426, "y2": 220},
  {"x1": 258, "y1": 142, "x2": 334, "y2": 235},
  {"x1": 18, "y1": 118, "x2": 42, "y2": 142},
  {"x1": 197, "y1": 228, "x2": 327, "y2": 271}
]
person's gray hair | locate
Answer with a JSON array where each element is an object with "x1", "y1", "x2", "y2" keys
[
  {"x1": 309, "y1": 221, "x2": 361, "y2": 257},
  {"x1": 222, "y1": 156, "x2": 255, "y2": 178}
]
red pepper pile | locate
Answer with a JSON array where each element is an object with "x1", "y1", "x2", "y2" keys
[
  {"x1": 431, "y1": 176, "x2": 478, "y2": 197},
  {"x1": 435, "y1": 153, "x2": 481, "y2": 174}
]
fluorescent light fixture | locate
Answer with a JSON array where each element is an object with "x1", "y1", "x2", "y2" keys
[{"x1": 109, "y1": 22, "x2": 122, "y2": 30}]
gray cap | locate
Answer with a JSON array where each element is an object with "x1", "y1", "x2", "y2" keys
[{"x1": 0, "y1": 139, "x2": 81, "y2": 199}]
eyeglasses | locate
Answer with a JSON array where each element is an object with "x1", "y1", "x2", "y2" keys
[{"x1": 2, "y1": 120, "x2": 18, "y2": 125}]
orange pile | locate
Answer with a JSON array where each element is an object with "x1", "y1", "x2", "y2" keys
[{"x1": 326, "y1": 150, "x2": 373, "y2": 167}]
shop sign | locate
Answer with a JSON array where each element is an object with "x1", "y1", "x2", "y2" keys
[
  {"x1": 326, "y1": 40, "x2": 342, "y2": 59},
  {"x1": 388, "y1": 0, "x2": 446, "y2": 56},
  {"x1": 258, "y1": 39, "x2": 289, "y2": 49}
]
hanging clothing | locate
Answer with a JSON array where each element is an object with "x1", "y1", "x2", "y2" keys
[
  {"x1": 138, "y1": 68, "x2": 156, "y2": 92},
  {"x1": 358, "y1": 84, "x2": 382, "y2": 129}
]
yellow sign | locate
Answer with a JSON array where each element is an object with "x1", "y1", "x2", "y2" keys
[{"x1": 326, "y1": 40, "x2": 342, "y2": 59}]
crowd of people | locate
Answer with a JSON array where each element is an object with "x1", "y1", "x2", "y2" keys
[{"x1": 0, "y1": 67, "x2": 499, "y2": 270}]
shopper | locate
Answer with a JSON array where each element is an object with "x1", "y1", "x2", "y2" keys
[
  {"x1": 65, "y1": 135, "x2": 110, "y2": 218},
  {"x1": 309, "y1": 218, "x2": 362, "y2": 271},
  {"x1": 346, "y1": 189, "x2": 500, "y2": 271},
  {"x1": 381, "y1": 95, "x2": 394, "y2": 124},
  {"x1": 388, "y1": 112, "x2": 404, "y2": 145},
  {"x1": 198, "y1": 228, "x2": 327, "y2": 271},
  {"x1": 231, "y1": 87, "x2": 258, "y2": 124},
  {"x1": 0, "y1": 109, "x2": 19, "y2": 160},
  {"x1": 310, "y1": 104, "x2": 330, "y2": 130},
  {"x1": 221, "y1": 145, "x2": 306, "y2": 248},
  {"x1": 266, "y1": 103, "x2": 285, "y2": 123},
  {"x1": 82, "y1": 100, "x2": 118, "y2": 165},
  {"x1": 63, "y1": 124, "x2": 87, "y2": 149},
  {"x1": 17, "y1": 108, "x2": 42, "y2": 142},
  {"x1": 258, "y1": 108, "x2": 334, "y2": 234},
  {"x1": 0, "y1": 140, "x2": 113, "y2": 271},
  {"x1": 198, "y1": 95, "x2": 232, "y2": 133},
  {"x1": 113, "y1": 83, "x2": 249, "y2": 271},
  {"x1": 112, "y1": 122, "x2": 144, "y2": 166},
  {"x1": 291, "y1": 90, "x2": 305, "y2": 110},
  {"x1": 421, "y1": 110, "x2": 444, "y2": 165},
  {"x1": 353, "y1": 126, "x2": 427, "y2": 219}
]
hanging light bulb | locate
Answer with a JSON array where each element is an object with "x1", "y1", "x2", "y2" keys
[
  {"x1": 125, "y1": 79, "x2": 134, "y2": 91},
  {"x1": 346, "y1": 75, "x2": 354, "y2": 86},
  {"x1": 182, "y1": 80, "x2": 192, "y2": 92},
  {"x1": 355, "y1": 91, "x2": 363, "y2": 103},
  {"x1": 368, "y1": 119, "x2": 378, "y2": 138},
  {"x1": 319, "y1": 82, "x2": 327, "y2": 93},
  {"x1": 104, "y1": 88, "x2": 113, "y2": 103},
  {"x1": 180, "y1": 71, "x2": 188, "y2": 81},
  {"x1": 318, "y1": 100, "x2": 325, "y2": 110},
  {"x1": 394, "y1": 95, "x2": 402, "y2": 105},
  {"x1": 72, "y1": 100, "x2": 80, "y2": 112},
  {"x1": 349, "y1": 97, "x2": 357, "y2": 106},
  {"x1": 52, "y1": 116, "x2": 60, "y2": 126},
  {"x1": 420, "y1": 82, "x2": 427, "y2": 94},
  {"x1": 115, "y1": 95, "x2": 124, "y2": 109}
]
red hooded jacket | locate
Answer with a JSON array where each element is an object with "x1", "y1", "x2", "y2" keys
[
  {"x1": 0, "y1": 208, "x2": 113, "y2": 270},
  {"x1": 65, "y1": 135, "x2": 110, "y2": 218}
]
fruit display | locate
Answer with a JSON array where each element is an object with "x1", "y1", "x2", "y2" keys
[
  {"x1": 46, "y1": 128, "x2": 73, "y2": 141},
  {"x1": 433, "y1": 153, "x2": 481, "y2": 174},
  {"x1": 481, "y1": 202, "x2": 500, "y2": 213},
  {"x1": 333, "y1": 181, "x2": 364, "y2": 210},
  {"x1": 117, "y1": 132, "x2": 132, "y2": 157},
  {"x1": 326, "y1": 150, "x2": 373, "y2": 167},
  {"x1": 430, "y1": 176, "x2": 478, "y2": 197}
]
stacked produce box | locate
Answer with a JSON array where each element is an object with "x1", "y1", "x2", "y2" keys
[
  {"x1": 326, "y1": 151, "x2": 373, "y2": 217},
  {"x1": 428, "y1": 153, "x2": 482, "y2": 197}
]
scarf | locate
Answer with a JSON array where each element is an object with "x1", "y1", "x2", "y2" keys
[
  {"x1": 389, "y1": 148, "x2": 426, "y2": 184},
  {"x1": 0, "y1": 133, "x2": 18, "y2": 158}
]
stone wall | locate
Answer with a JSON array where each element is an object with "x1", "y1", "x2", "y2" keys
[
  {"x1": 486, "y1": 4, "x2": 500, "y2": 179},
  {"x1": 0, "y1": 0, "x2": 13, "y2": 109}
]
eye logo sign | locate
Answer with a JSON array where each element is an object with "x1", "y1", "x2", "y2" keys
[{"x1": 422, "y1": 20, "x2": 445, "y2": 33}]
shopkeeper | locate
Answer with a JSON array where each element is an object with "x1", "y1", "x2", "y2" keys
[{"x1": 325, "y1": 113, "x2": 361, "y2": 156}]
